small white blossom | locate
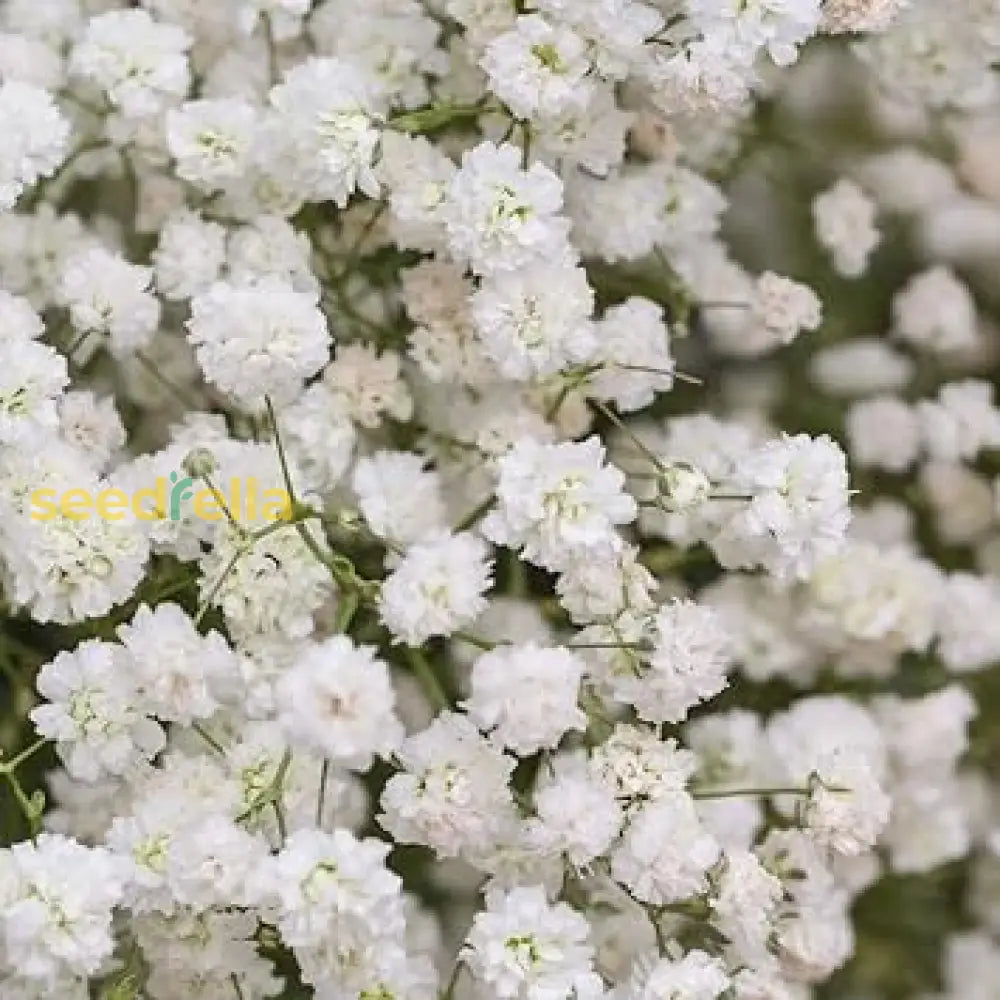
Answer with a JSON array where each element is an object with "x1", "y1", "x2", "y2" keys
[{"x1": 465, "y1": 643, "x2": 587, "y2": 755}]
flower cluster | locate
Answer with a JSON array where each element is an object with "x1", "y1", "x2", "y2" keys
[{"x1": 0, "y1": 2, "x2": 998, "y2": 1000}]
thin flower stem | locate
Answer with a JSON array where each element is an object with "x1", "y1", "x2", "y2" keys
[
  {"x1": 195, "y1": 544, "x2": 248, "y2": 626},
  {"x1": 454, "y1": 494, "x2": 496, "y2": 533},
  {"x1": 335, "y1": 202, "x2": 388, "y2": 279},
  {"x1": 192, "y1": 722, "x2": 227, "y2": 757},
  {"x1": 440, "y1": 961, "x2": 463, "y2": 1000},
  {"x1": 201, "y1": 473, "x2": 246, "y2": 536},
  {"x1": 134, "y1": 351, "x2": 201, "y2": 410},
  {"x1": 3, "y1": 771, "x2": 42, "y2": 838},
  {"x1": 264, "y1": 397, "x2": 297, "y2": 504},
  {"x1": 566, "y1": 641, "x2": 649, "y2": 651},
  {"x1": 406, "y1": 647, "x2": 450, "y2": 710},
  {"x1": 0, "y1": 739, "x2": 50, "y2": 774},
  {"x1": 272, "y1": 800, "x2": 288, "y2": 843},
  {"x1": 690, "y1": 784, "x2": 846, "y2": 800},
  {"x1": 316, "y1": 758, "x2": 330, "y2": 827},
  {"x1": 588, "y1": 398, "x2": 667, "y2": 474},
  {"x1": 64, "y1": 328, "x2": 92, "y2": 360},
  {"x1": 453, "y1": 631, "x2": 498, "y2": 652},
  {"x1": 334, "y1": 591, "x2": 360, "y2": 633},
  {"x1": 545, "y1": 382, "x2": 572, "y2": 422}
]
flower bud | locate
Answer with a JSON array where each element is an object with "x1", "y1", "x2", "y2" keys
[
  {"x1": 182, "y1": 447, "x2": 218, "y2": 478},
  {"x1": 658, "y1": 462, "x2": 711, "y2": 513}
]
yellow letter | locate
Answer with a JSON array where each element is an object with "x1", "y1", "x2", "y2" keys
[
  {"x1": 30, "y1": 489, "x2": 58, "y2": 521},
  {"x1": 96, "y1": 489, "x2": 128, "y2": 521},
  {"x1": 61, "y1": 489, "x2": 92, "y2": 521},
  {"x1": 193, "y1": 489, "x2": 222, "y2": 522},
  {"x1": 133, "y1": 478, "x2": 167, "y2": 522},
  {"x1": 262, "y1": 489, "x2": 293, "y2": 522}
]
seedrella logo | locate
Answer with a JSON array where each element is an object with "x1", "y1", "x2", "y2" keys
[
  {"x1": 168, "y1": 472, "x2": 194, "y2": 521},
  {"x1": 29, "y1": 472, "x2": 293, "y2": 523}
]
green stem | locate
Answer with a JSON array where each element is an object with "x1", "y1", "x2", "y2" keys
[
  {"x1": 689, "y1": 784, "x2": 844, "y2": 800},
  {"x1": 316, "y1": 758, "x2": 330, "y2": 827},
  {"x1": 192, "y1": 722, "x2": 227, "y2": 757},
  {"x1": 453, "y1": 631, "x2": 498, "y2": 652},
  {"x1": 334, "y1": 591, "x2": 360, "y2": 634},
  {"x1": 406, "y1": 647, "x2": 450, "y2": 711},
  {"x1": 589, "y1": 398, "x2": 666, "y2": 474},
  {"x1": 454, "y1": 494, "x2": 496, "y2": 533},
  {"x1": 0, "y1": 739, "x2": 50, "y2": 774},
  {"x1": 195, "y1": 544, "x2": 248, "y2": 626}
]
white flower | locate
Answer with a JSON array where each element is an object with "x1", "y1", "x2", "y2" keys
[
  {"x1": 688, "y1": 0, "x2": 822, "y2": 67},
  {"x1": 471, "y1": 263, "x2": 597, "y2": 380},
  {"x1": 0, "y1": 835, "x2": 126, "y2": 985},
  {"x1": 258, "y1": 827, "x2": 404, "y2": 948},
  {"x1": 713, "y1": 433, "x2": 852, "y2": 581},
  {"x1": 710, "y1": 850, "x2": 782, "y2": 957},
  {"x1": 165, "y1": 99, "x2": 258, "y2": 192},
  {"x1": 379, "y1": 712, "x2": 518, "y2": 859},
  {"x1": 30, "y1": 640, "x2": 165, "y2": 782},
  {"x1": 936, "y1": 572, "x2": 1000, "y2": 673},
  {"x1": 71, "y1": 9, "x2": 191, "y2": 118},
  {"x1": 767, "y1": 696, "x2": 889, "y2": 855},
  {"x1": 620, "y1": 949, "x2": 730, "y2": 1000},
  {"x1": 481, "y1": 14, "x2": 593, "y2": 121},
  {"x1": 892, "y1": 266, "x2": 979, "y2": 353},
  {"x1": 590, "y1": 297, "x2": 675, "y2": 412},
  {"x1": 0, "y1": 81, "x2": 69, "y2": 210},
  {"x1": 462, "y1": 886, "x2": 605, "y2": 1000},
  {"x1": 483, "y1": 436, "x2": 637, "y2": 572},
  {"x1": 0, "y1": 337, "x2": 67, "y2": 445},
  {"x1": 268, "y1": 56, "x2": 384, "y2": 206},
  {"x1": 197, "y1": 522, "x2": 335, "y2": 644},
  {"x1": 917, "y1": 380, "x2": 1000, "y2": 461},
  {"x1": 280, "y1": 381, "x2": 357, "y2": 494},
  {"x1": 444, "y1": 141, "x2": 572, "y2": 276},
  {"x1": 528, "y1": 760, "x2": 623, "y2": 866},
  {"x1": 536, "y1": 0, "x2": 664, "y2": 78},
  {"x1": 845, "y1": 396, "x2": 920, "y2": 473},
  {"x1": 324, "y1": 343, "x2": 413, "y2": 429},
  {"x1": 164, "y1": 816, "x2": 269, "y2": 911},
  {"x1": 57, "y1": 391, "x2": 125, "y2": 473},
  {"x1": 465, "y1": 643, "x2": 587, "y2": 755},
  {"x1": 0, "y1": 290, "x2": 44, "y2": 341},
  {"x1": 116, "y1": 602, "x2": 242, "y2": 725},
  {"x1": 809, "y1": 338, "x2": 913, "y2": 398},
  {"x1": 380, "y1": 531, "x2": 494, "y2": 646},
  {"x1": 874, "y1": 685, "x2": 976, "y2": 775},
  {"x1": 611, "y1": 793, "x2": 721, "y2": 904},
  {"x1": 187, "y1": 278, "x2": 330, "y2": 409},
  {"x1": 803, "y1": 753, "x2": 891, "y2": 856},
  {"x1": 749, "y1": 272, "x2": 823, "y2": 351},
  {"x1": 812, "y1": 179, "x2": 880, "y2": 278},
  {"x1": 59, "y1": 247, "x2": 161, "y2": 358},
  {"x1": 275, "y1": 636, "x2": 404, "y2": 769},
  {"x1": 352, "y1": 450, "x2": 448, "y2": 547},
  {"x1": 556, "y1": 543, "x2": 655, "y2": 624},
  {"x1": 614, "y1": 600, "x2": 733, "y2": 725},
  {"x1": 590, "y1": 725, "x2": 698, "y2": 803},
  {"x1": 822, "y1": 0, "x2": 909, "y2": 32},
  {"x1": 238, "y1": 0, "x2": 312, "y2": 40},
  {"x1": 153, "y1": 209, "x2": 226, "y2": 301},
  {"x1": 377, "y1": 131, "x2": 456, "y2": 253},
  {"x1": 227, "y1": 215, "x2": 317, "y2": 293}
]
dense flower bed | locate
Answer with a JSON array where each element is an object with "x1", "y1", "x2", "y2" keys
[{"x1": 0, "y1": 1, "x2": 999, "y2": 999}]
